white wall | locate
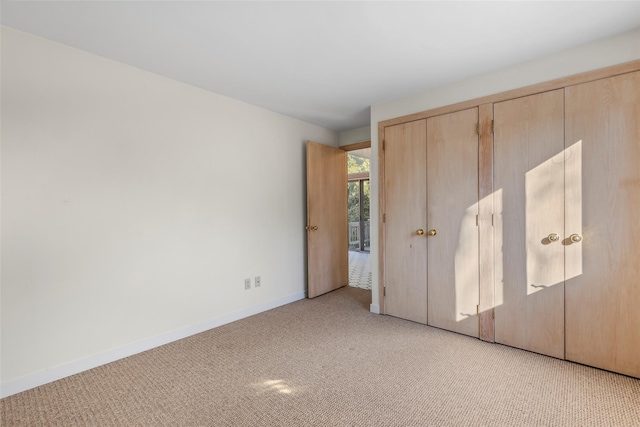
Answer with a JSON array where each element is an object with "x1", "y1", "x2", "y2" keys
[
  {"x1": 368, "y1": 28, "x2": 640, "y2": 312},
  {"x1": 1, "y1": 27, "x2": 338, "y2": 395},
  {"x1": 339, "y1": 126, "x2": 371, "y2": 147}
]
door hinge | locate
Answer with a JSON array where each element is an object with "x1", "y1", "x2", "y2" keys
[
  {"x1": 492, "y1": 309, "x2": 495, "y2": 320},
  {"x1": 382, "y1": 140, "x2": 385, "y2": 151},
  {"x1": 476, "y1": 214, "x2": 479, "y2": 226},
  {"x1": 491, "y1": 120, "x2": 495, "y2": 133},
  {"x1": 383, "y1": 213, "x2": 386, "y2": 223},
  {"x1": 476, "y1": 123, "x2": 480, "y2": 135},
  {"x1": 383, "y1": 287, "x2": 386, "y2": 297},
  {"x1": 492, "y1": 213, "x2": 495, "y2": 226},
  {"x1": 476, "y1": 305, "x2": 479, "y2": 316}
]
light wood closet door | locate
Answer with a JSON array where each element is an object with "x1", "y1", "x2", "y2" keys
[
  {"x1": 384, "y1": 120, "x2": 428, "y2": 324},
  {"x1": 565, "y1": 72, "x2": 640, "y2": 378},
  {"x1": 426, "y1": 108, "x2": 479, "y2": 337},
  {"x1": 494, "y1": 90, "x2": 565, "y2": 359}
]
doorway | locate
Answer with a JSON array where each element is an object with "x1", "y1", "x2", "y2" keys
[{"x1": 343, "y1": 142, "x2": 371, "y2": 290}]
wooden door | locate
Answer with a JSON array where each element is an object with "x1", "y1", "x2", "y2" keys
[
  {"x1": 565, "y1": 72, "x2": 640, "y2": 377},
  {"x1": 426, "y1": 108, "x2": 479, "y2": 337},
  {"x1": 383, "y1": 120, "x2": 428, "y2": 323},
  {"x1": 306, "y1": 141, "x2": 348, "y2": 298},
  {"x1": 494, "y1": 90, "x2": 566, "y2": 359}
]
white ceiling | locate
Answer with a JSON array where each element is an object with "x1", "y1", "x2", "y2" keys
[{"x1": 2, "y1": 1, "x2": 639, "y2": 132}]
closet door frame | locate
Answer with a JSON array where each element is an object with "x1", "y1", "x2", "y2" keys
[{"x1": 378, "y1": 60, "x2": 640, "y2": 343}]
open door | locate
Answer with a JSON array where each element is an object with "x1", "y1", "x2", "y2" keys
[{"x1": 306, "y1": 141, "x2": 348, "y2": 298}]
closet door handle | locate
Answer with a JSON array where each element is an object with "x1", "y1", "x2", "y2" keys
[
  {"x1": 548, "y1": 233, "x2": 560, "y2": 242},
  {"x1": 428, "y1": 229, "x2": 437, "y2": 236},
  {"x1": 416, "y1": 229, "x2": 425, "y2": 236},
  {"x1": 569, "y1": 234, "x2": 582, "y2": 243}
]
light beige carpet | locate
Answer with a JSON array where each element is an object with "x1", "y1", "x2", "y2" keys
[{"x1": 2, "y1": 286, "x2": 639, "y2": 426}]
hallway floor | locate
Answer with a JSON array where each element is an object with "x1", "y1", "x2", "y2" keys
[{"x1": 348, "y1": 250, "x2": 371, "y2": 290}]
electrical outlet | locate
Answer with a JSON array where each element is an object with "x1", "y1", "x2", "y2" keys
[
  {"x1": 255, "y1": 276, "x2": 261, "y2": 287},
  {"x1": 244, "y1": 278, "x2": 251, "y2": 290}
]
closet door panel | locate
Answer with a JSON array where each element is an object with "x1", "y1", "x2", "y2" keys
[
  {"x1": 427, "y1": 108, "x2": 479, "y2": 337},
  {"x1": 494, "y1": 89, "x2": 565, "y2": 359},
  {"x1": 384, "y1": 120, "x2": 428, "y2": 324},
  {"x1": 565, "y1": 71, "x2": 640, "y2": 378}
]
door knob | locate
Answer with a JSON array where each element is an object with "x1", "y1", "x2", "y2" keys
[
  {"x1": 428, "y1": 229, "x2": 437, "y2": 236},
  {"x1": 312, "y1": 226, "x2": 318, "y2": 231},
  {"x1": 306, "y1": 225, "x2": 318, "y2": 231},
  {"x1": 548, "y1": 233, "x2": 560, "y2": 242},
  {"x1": 569, "y1": 233, "x2": 582, "y2": 243},
  {"x1": 416, "y1": 229, "x2": 425, "y2": 235}
]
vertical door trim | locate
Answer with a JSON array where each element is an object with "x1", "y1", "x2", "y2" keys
[
  {"x1": 478, "y1": 104, "x2": 495, "y2": 342},
  {"x1": 378, "y1": 125, "x2": 387, "y2": 313}
]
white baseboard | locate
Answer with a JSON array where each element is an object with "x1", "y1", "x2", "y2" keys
[
  {"x1": 1, "y1": 290, "x2": 307, "y2": 398},
  {"x1": 370, "y1": 304, "x2": 380, "y2": 314}
]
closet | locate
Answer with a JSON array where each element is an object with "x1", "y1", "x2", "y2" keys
[
  {"x1": 493, "y1": 89, "x2": 566, "y2": 359},
  {"x1": 379, "y1": 64, "x2": 640, "y2": 378},
  {"x1": 384, "y1": 120, "x2": 428, "y2": 324},
  {"x1": 426, "y1": 108, "x2": 479, "y2": 337},
  {"x1": 382, "y1": 109, "x2": 479, "y2": 336},
  {"x1": 564, "y1": 72, "x2": 640, "y2": 377}
]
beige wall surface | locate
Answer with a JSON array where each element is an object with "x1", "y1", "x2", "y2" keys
[
  {"x1": 339, "y1": 125, "x2": 371, "y2": 147},
  {"x1": 1, "y1": 27, "x2": 337, "y2": 392}
]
